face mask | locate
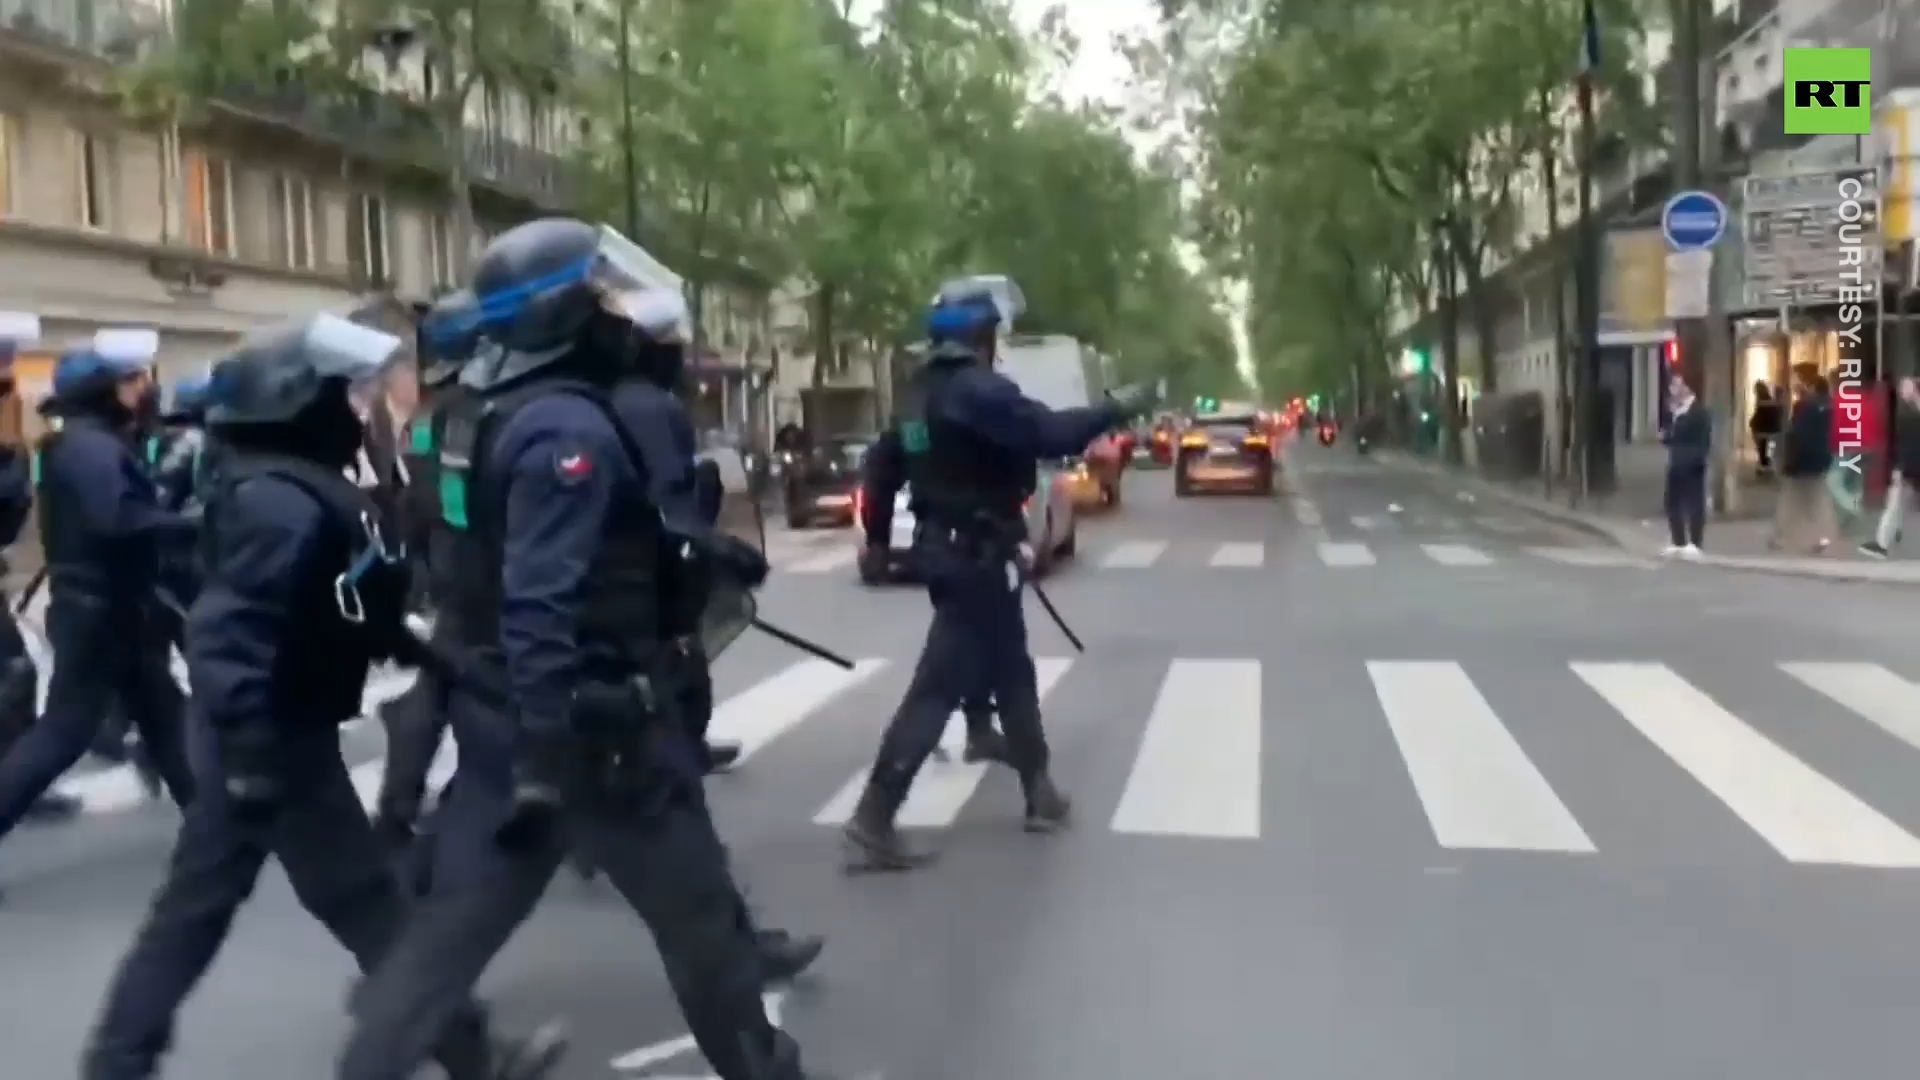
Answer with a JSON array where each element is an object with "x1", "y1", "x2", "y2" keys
[{"x1": 312, "y1": 405, "x2": 366, "y2": 469}]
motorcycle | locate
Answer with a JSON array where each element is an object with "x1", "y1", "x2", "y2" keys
[
  {"x1": 1356, "y1": 433, "x2": 1370, "y2": 454},
  {"x1": 1317, "y1": 423, "x2": 1336, "y2": 447}
]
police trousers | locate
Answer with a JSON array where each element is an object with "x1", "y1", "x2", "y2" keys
[
  {"x1": 338, "y1": 728, "x2": 780, "y2": 1080},
  {"x1": 0, "y1": 591, "x2": 191, "y2": 837},
  {"x1": 83, "y1": 720, "x2": 498, "y2": 1080},
  {"x1": 870, "y1": 544, "x2": 1049, "y2": 799}
]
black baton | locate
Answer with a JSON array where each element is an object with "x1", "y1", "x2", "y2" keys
[
  {"x1": 1024, "y1": 576, "x2": 1085, "y2": 652},
  {"x1": 13, "y1": 567, "x2": 45, "y2": 615},
  {"x1": 751, "y1": 616, "x2": 855, "y2": 669}
]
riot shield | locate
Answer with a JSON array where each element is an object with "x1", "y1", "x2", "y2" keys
[{"x1": 694, "y1": 444, "x2": 763, "y2": 660}]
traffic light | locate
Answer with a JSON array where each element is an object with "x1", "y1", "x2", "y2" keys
[
  {"x1": 1194, "y1": 395, "x2": 1217, "y2": 412},
  {"x1": 1307, "y1": 394, "x2": 1321, "y2": 410},
  {"x1": 1400, "y1": 347, "x2": 1429, "y2": 375}
]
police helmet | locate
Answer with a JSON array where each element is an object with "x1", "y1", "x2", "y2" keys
[
  {"x1": 465, "y1": 218, "x2": 669, "y2": 389},
  {"x1": 163, "y1": 374, "x2": 213, "y2": 424},
  {"x1": 204, "y1": 313, "x2": 405, "y2": 427},
  {"x1": 418, "y1": 288, "x2": 480, "y2": 387},
  {"x1": 51, "y1": 347, "x2": 151, "y2": 402},
  {"x1": 927, "y1": 274, "x2": 1025, "y2": 341}
]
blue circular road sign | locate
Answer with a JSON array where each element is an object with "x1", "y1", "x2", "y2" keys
[{"x1": 1662, "y1": 190, "x2": 1727, "y2": 251}]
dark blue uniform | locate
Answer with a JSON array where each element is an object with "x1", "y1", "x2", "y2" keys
[
  {"x1": 610, "y1": 378, "x2": 739, "y2": 769},
  {"x1": 0, "y1": 445, "x2": 47, "y2": 808},
  {"x1": 844, "y1": 343, "x2": 1119, "y2": 870},
  {"x1": 859, "y1": 428, "x2": 1008, "y2": 763},
  {"x1": 341, "y1": 387, "x2": 790, "y2": 1080},
  {"x1": 0, "y1": 414, "x2": 194, "y2": 838}
]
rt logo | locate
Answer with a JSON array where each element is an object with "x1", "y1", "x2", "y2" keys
[{"x1": 1785, "y1": 47, "x2": 1872, "y2": 135}]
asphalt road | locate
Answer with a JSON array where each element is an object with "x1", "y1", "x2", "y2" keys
[{"x1": 11, "y1": 439, "x2": 1920, "y2": 1078}]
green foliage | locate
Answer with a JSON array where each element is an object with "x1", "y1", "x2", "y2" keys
[
  {"x1": 1186, "y1": 0, "x2": 1659, "y2": 398},
  {"x1": 567, "y1": 0, "x2": 1237, "y2": 390}
]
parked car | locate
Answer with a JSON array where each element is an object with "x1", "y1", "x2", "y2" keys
[
  {"x1": 857, "y1": 472, "x2": 1078, "y2": 585},
  {"x1": 783, "y1": 435, "x2": 872, "y2": 528}
]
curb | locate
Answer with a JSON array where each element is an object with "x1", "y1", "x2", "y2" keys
[{"x1": 1371, "y1": 449, "x2": 1920, "y2": 588}]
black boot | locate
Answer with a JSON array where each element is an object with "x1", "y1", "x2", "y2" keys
[
  {"x1": 22, "y1": 791, "x2": 81, "y2": 822},
  {"x1": 963, "y1": 729, "x2": 1009, "y2": 765},
  {"x1": 705, "y1": 739, "x2": 743, "y2": 774},
  {"x1": 486, "y1": 1022, "x2": 570, "y2": 1079},
  {"x1": 1021, "y1": 773, "x2": 1071, "y2": 834},
  {"x1": 841, "y1": 784, "x2": 935, "y2": 873},
  {"x1": 755, "y1": 928, "x2": 825, "y2": 985}
]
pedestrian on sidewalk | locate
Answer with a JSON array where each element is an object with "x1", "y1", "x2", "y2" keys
[
  {"x1": 1749, "y1": 381, "x2": 1780, "y2": 476},
  {"x1": 1771, "y1": 371, "x2": 1837, "y2": 553},
  {"x1": 1825, "y1": 376, "x2": 1883, "y2": 535},
  {"x1": 1661, "y1": 376, "x2": 1710, "y2": 557},
  {"x1": 1862, "y1": 377, "x2": 1920, "y2": 558}
]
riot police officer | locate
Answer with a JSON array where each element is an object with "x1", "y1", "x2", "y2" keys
[
  {"x1": 371, "y1": 289, "x2": 480, "y2": 849},
  {"x1": 0, "y1": 341, "x2": 195, "y2": 848},
  {"x1": 842, "y1": 275, "x2": 1142, "y2": 872},
  {"x1": 608, "y1": 288, "x2": 824, "y2": 976},
  {"x1": 858, "y1": 425, "x2": 1010, "y2": 765},
  {"x1": 80, "y1": 313, "x2": 564, "y2": 1080},
  {"x1": 339, "y1": 219, "x2": 827, "y2": 1080},
  {"x1": 0, "y1": 315, "x2": 78, "y2": 856}
]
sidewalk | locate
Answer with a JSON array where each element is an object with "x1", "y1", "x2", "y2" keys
[{"x1": 1376, "y1": 444, "x2": 1920, "y2": 587}]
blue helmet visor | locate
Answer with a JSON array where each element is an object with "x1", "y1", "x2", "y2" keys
[
  {"x1": 473, "y1": 224, "x2": 672, "y2": 329},
  {"x1": 932, "y1": 274, "x2": 1025, "y2": 329}
]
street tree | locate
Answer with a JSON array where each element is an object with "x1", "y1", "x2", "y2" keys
[{"x1": 120, "y1": 0, "x2": 574, "y2": 278}]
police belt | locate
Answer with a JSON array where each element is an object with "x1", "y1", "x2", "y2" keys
[{"x1": 913, "y1": 513, "x2": 1025, "y2": 559}]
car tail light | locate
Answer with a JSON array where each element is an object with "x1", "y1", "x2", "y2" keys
[
  {"x1": 1152, "y1": 431, "x2": 1168, "y2": 444},
  {"x1": 1180, "y1": 433, "x2": 1207, "y2": 448},
  {"x1": 1244, "y1": 434, "x2": 1269, "y2": 448}
]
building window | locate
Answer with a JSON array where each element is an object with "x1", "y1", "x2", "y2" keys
[
  {"x1": 0, "y1": 115, "x2": 15, "y2": 218},
  {"x1": 271, "y1": 172, "x2": 314, "y2": 269},
  {"x1": 184, "y1": 151, "x2": 235, "y2": 255},
  {"x1": 77, "y1": 133, "x2": 108, "y2": 229},
  {"x1": 428, "y1": 214, "x2": 456, "y2": 287},
  {"x1": 347, "y1": 193, "x2": 390, "y2": 285}
]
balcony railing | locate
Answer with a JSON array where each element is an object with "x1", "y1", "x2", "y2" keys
[
  {"x1": 0, "y1": 0, "x2": 162, "y2": 58},
  {"x1": 2, "y1": 0, "x2": 577, "y2": 206}
]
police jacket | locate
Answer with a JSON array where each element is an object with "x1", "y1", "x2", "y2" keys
[
  {"x1": 0, "y1": 447, "x2": 32, "y2": 551},
  {"x1": 37, "y1": 415, "x2": 189, "y2": 597},
  {"x1": 186, "y1": 453, "x2": 408, "y2": 738},
  {"x1": 437, "y1": 375, "x2": 668, "y2": 722},
  {"x1": 900, "y1": 346, "x2": 1116, "y2": 536}
]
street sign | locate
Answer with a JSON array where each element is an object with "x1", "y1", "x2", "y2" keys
[
  {"x1": 1662, "y1": 190, "x2": 1728, "y2": 251},
  {"x1": 1739, "y1": 166, "x2": 1883, "y2": 309},
  {"x1": 1664, "y1": 249, "x2": 1713, "y2": 318}
]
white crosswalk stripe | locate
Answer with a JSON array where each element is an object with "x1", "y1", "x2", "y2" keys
[
  {"x1": 1110, "y1": 659, "x2": 1261, "y2": 839},
  {"x1": 49, "y1": 645, "x2": 1920, "y2": 871},
  {"x1": 1317, "y1": 541, "x2": 1376, "y2": 566},
  {"x1": 1419, "y1": 543, "x2": 1492, "y2": 566},
  {"x1": 813, "y1": 658, "x2": 1072, "y2": 828},
  {"x1": 1207, "y1": 542, "x2": 1264, "y2": 568},
  {"x1": 1096, "y1": 540, "x2": 1167, "y2": 568},
  {"x1": 1369, "y1": 662, "x2": 1592, "y2": 852}
]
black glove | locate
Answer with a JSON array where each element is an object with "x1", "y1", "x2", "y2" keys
[
  {"x1": 495, "y1": 724, "x2": 576, "y2": 851},
  {"x1": 704, "y1": 532, "x2": 770, "y2": 588},
  {"x1": 216, "y1": 733, "x2": 284, "y2": 827},
  {"x1": 1105, "y1": 382, "x2": 1158, "y2": 423}
]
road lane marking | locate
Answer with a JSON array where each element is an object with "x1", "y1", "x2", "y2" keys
[
  {"x1": 1526, "y1": 546, "x2": 1658, "y2": 568},
  {"x1": 1292, "y1": 500, "x2": 1322, "y2": 526},
  {"x1": 710, "y1": 658, "x2": 888, "y2": 764},
  {"x1": 1782, "y1": 663, "x2": 1920, "y2": 754},
  {"x1": 1317, "y1": 542, "x2": 1375, "y2": 566},
  {"x1": 1420, "y1": 543, "x2": 1492, "y2": 566},
  {"x1": 1208, "y1": 542, "x2": 1265, "y2": 567},
  {"x1": 1573, "y1": 662, "x2": 1920, "y2": 867},
  {"x1": 813, "y1": 658, "x2": 1073, "y2": 828},
  {"x1": 1097, "y1": 540, "x2": 1166, "y2": 568},
  {"x1": 1369, "y1": 661, "x2": 1593, "y2": 852},
  {"x1": 1351, "y1": 515, "x2": 1376, "y2": 530},
  {"x1": 1111, "y1": 659, "x2": 1262, "y2": 838}
]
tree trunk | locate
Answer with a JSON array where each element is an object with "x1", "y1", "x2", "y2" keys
[
  {"x1": 809, "y1": 286, "x2": 836, "y2": 388},
  {"x1": 1434, "y1": 226, "x2": 1464, "y2": 466},
  {"x1": 1537, "y1": 85, "x2": 1572, "y2": 490}
]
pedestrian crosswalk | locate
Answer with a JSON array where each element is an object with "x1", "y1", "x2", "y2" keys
[
  {"x1": 54, "y1": 649, "x2": 1920, "y2": 871},
  {"x1": 765, "y1": 537, "x2": 1659, "y2": 573}
]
